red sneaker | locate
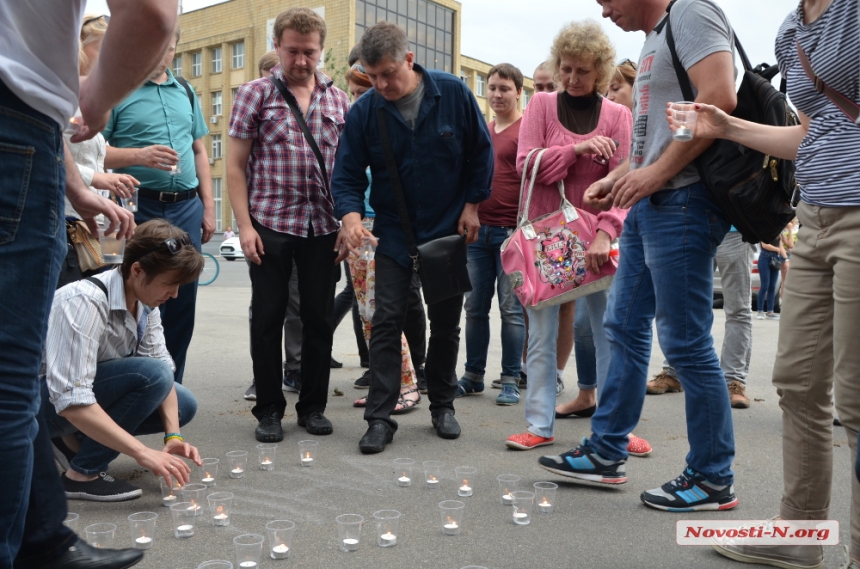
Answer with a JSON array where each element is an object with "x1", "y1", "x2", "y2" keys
[
  {"x1": 627, "y1": 434, "x2": 652, "y2": 457},
  {"x1": 505, "y1": 432, "x2": 555, "y2": 450}
]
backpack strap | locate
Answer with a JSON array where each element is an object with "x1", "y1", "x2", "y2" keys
[
  {"x1": 85, "y1": 276, "x2": 108, "y2": 298},
  {"x1": 175, "y1": 76, "x2": 196, "y2": 110},
  {"x1": 795, "y1": 42, "x2": 860, "y2": 123}
]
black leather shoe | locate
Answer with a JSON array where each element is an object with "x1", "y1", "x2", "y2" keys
[
  {"x1": 297, "y1": 411, "x2": 333, "y2": 435},
  {"x1": 330, "y1": 357, "x2": 343, "y2": 368},
  {"x1": 255, "y1": 407, "x2": 284, "y2": 442},
  {"x1": 432, "y1": 412, "x2": 461, "y2": 440},
  {"x1": 359, "y1": 423, "x2": 393, "y2": 454},
  {"x1": 38, "y1": 539, "x2": 143, "y2": 569}
]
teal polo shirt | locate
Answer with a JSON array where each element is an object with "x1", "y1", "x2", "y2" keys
[{"x1": 103, "y1": 70, "x2": 208, "y2": 192}]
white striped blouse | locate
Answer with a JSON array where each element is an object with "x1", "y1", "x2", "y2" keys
[
  {"x1": 775, "y1": 0, "x2": 860, "y2": 207},
  {"x1": 41, "y1": 269, "x2": 174, "y2": 414}
]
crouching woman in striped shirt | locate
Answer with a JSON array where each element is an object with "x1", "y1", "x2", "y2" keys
[{"x1": 41, "y1": 219, "x2": 204, "y2": 502}]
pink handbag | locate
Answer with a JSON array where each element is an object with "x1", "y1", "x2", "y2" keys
[{"x1": 500, "y1": 148, "x2": 618, "y2": 309}]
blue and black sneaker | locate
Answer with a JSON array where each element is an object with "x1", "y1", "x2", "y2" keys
[
  {"x1": 538, "y1": 437, "x2": 628, "y2": 484},
  {"x1": 641, "y1": 467, "x2": 738, "y2": 512},
  {"x1": 282, "y1": 369, "x2": 302, "y2": 393}
]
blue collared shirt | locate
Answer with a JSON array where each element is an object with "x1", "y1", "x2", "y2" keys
[
  {"x1": 331, "y1": 65, "x2": 493, "y2": 267},
  {"x1": 103, "y1": 70, "x2": 208, "y2": 191}
]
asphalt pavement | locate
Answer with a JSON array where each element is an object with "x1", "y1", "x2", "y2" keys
[{"x1": 66, "y1": 248, "x2": 854, "y2": 569}]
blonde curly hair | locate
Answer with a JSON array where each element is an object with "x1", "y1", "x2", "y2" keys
[{"x1": 550, "y1": 20, "x2": 617, "y2": 95}]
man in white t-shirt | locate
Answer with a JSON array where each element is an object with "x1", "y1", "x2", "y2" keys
[
  {"x1": 538, "y1": 0, "x2": 741, "y2": 513},
  {"x1": 0, "y1": 2, "x2": 177, "y2": 568}
]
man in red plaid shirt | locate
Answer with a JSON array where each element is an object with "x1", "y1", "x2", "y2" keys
[{"x1": 227, "y1": 7, "x2": 350, "y2": 443}]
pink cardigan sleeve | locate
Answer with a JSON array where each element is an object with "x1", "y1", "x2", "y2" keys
[
  {"x1": 594, "y1": 103, "x2": 633, "y2": 240},
  {"x1": 516, "y1": 92, "x2": 578, "y2": 184}
]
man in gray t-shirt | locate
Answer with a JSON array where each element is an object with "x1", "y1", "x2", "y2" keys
[{"x1": 537, "y1": 0, "x2": 741, "y2": 513}]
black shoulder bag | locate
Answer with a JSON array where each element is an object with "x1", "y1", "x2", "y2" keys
[
  {"x1": 662, "y1": 1, "x2": 797, "y2": 244},
  {"x1": 269, "y1": 76, "x2": 330, "y2": 192},
  {"x1": 375, "y1": 105, "x2": 471, "y2": 305}
]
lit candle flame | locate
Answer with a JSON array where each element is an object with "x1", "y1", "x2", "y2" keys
[{"x1": 216, "y1": 505, "x2": 224, "y2": 515}]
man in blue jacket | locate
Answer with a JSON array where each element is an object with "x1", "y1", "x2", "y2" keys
[{"x1": 331, "y1": 22, "x2": 493, "y2": 454}]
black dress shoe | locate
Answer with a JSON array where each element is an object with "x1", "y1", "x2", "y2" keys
[
  {"x1": 330, "y1": 357, "x2": 343, "y2": 368},
  {"x1": 255, "y1": 407, "x2": 284, "y2": 442},
  {"x1": 38, "y1": 539, "x2": 143, "y2": 569},
  {"x1": 432, "y1": 412, "x2": 461, "y2": 439},
  {"x1": 555, "y1": 404, "x2": 597, "y2": 419},
  {"x1": 297, "y1": 411, "x2": 333, "y2": 435},
  {"x1": 359, "y1": 423, "x2": 393, "y2": 454}
]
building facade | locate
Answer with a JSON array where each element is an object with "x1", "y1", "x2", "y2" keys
[{"x1": 175, "y1": 0, "x2": 532, "y2": 232}]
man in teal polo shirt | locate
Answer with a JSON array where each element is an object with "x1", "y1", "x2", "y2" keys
[{"x1": 104, "y1": 28, "x2": 214, "y2": 385}]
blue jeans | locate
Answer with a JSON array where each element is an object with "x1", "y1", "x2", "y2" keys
[
  {"x1": 136, "y1": 195, "x2": 203, "y2": 384},
  {"x1": 464, "y1": 225, "x2": 525, "y2": 381},
  {"x1": 589, "y1": 184, "x2": 735, "y2": 485},
  {"x1": 0, "y1": 80, "x2": 74, "y2": 566},
  {"x1": 758, "y1": 249, "x2": 780, "y2": 313},
  {"x1": 573, "y1": 289, "x2": 610, "y2": 393},
  {"x1": 42, "y1": 357, "x2": 198, "y2": 475}
]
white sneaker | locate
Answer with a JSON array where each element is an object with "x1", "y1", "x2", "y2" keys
[{"x1": 756, "y1": 312, "x2": 765, "y2": 320}]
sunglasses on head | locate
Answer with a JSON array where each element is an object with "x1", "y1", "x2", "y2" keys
[
  {"x1": 618, "y1": 58, "x2": 638, "y2": 70},
  {"x1": 351, "y1": 62, "x2": 366, "y2": 74},
  {"x1": 82, "y1": 14, "x2": 110, "y2": 28},
  {"x1": 130, "y1": 234, "x2": 191, "y2": 265}
]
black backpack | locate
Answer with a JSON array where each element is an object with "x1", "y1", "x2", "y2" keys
[{"x1": 662, "y1": 1, "x2": 798, "y2": 244}]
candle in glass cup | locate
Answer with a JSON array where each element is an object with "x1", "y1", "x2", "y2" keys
[
  {"x1": 298, "y1": 440, "x2": 317, "y2": 467},
  {"x1": 335, "y1": 514, "x2": 363, "y2": 552},
  {"x1": 180, "y1": 483, "x2": 207, "y2": 517},
  {"x1": 160, "y1": 476, "x2": 183, "y2": 507},
  {"x1": 265, "y1": 520, "x2": 295, "y2": 560},
  {"x1": 438, "y1": 501, "x2": 465, "y2": 536},
  {"x1": 207, "y1": 492, "x2": 233, "y2": 527},
  {"x1": 393, "y1": 458, "x2": 414, "y2": 487},
  {"x1": 200, "y1": 458, "x2": 219, "y2": 487},
  {"x1": 128, "y1": 512, "x2": 157, "y2": 550},
  {"x1": 170, "y1": 502, "x2": 196, "y2": 538},
  {"x1": 373, "y1": 510, "x2": 401, "y2": 548},
  {"x1": 63, "y1": 513, "x2": 80, "y2": 533},
  {"x1": 534, "y1": 481, "x2": 558, "y2": 514},
  {"x1": 257, "y1": 443, "x2": 277, "y2": 470},
  {"x1": 85, "y1": 523, "x2": 116, "y2": 549},
  {"x1": 226, "y1": 450, "x2": 248, "y2": 478},
  {"x1": 455, "y1": 466, "x2": 477, "y2": 497},
  {"x1": 234, "y1": 534, "x2": 264, "y2": 569},
  {"x1": 671, "y1": 101, "x2": 698, "y2": 141},
  {"x1": 496, "y1": 474, "x2": 520, "y2": 506},
  {"x1": 511, "y1": 491, "x2": 535, "y2": 525},
  {"x1": 423, "y1": 460, "x2": 444, "y2": 489}
]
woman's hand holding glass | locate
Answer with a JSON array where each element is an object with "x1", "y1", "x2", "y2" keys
[{"x1": 665, "y1": 102, "x2": 732, "y2": 140}]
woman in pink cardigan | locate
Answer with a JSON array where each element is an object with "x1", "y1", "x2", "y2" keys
[{"x1": 505, "y1": 21, "x2": 649, "y2": 455}]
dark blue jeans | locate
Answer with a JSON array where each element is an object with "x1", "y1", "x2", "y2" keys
[
  {"x1": 0, "y1": 79, "x2": 74, "y2": 566},
  {"x1": 136, "y1": 195, "x2": 203, "y2": 384},
  {"x1": 590, "y1": 184, "x2": 735, "y2": 485},
  {"x1": 463, "y1": 225, "x2": 525, "y2": 380},
  {"x1": 757, "y1": 249, "x2": 780, "y2": 313},
  {"x1": 42, "y1": 357, "x2": 198, "y2": 475}
]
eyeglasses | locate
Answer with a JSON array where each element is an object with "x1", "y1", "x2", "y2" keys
[
  {"x1": 129, "y1": 234, "x2": 191, "y2": 264},
  {"x1": 350, "y1": 62, "x2": 366, "y2": 74},
  {"x1": 618, "y1": 58, "x2": 638, "y2": 70},
  {"x1": 82, "y1": 14, "x2": 110, "y2": 28}
]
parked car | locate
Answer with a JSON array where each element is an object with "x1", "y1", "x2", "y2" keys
[
  {"x1": 220, "y1": 236, "x2": 244, "y2": 261},
  {"x1": 713, "y1": 243, "x2": 781, "y2": 313}
]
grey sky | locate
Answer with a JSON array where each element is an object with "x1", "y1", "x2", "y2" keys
[{"x1": 85, "y1": 0, "x2": 794, "y2": 77}]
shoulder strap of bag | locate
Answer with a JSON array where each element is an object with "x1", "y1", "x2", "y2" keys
[
  {"x1": 795, "y1": 42, "x2": 860, "y2": 123},
  {"x1": 270, "y1": 76, "x2": 330, "y2": 192},
  {"x1": 375, "y1": 102, "x2": 420, "y2": 270},
  {"x1": 175, "y1": 76, "x2": 196, "y2": 110},
  {"x1": 516, "y1": 148, "x2": 542, "y2": 227},
  {"x1": 85, "y1": 276, "x2": 108, "y2": 298}
]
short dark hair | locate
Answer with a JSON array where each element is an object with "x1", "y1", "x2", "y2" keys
[
  {"x1": 258, "y1": 50, "x2": 279, "y2": 76},
  {"x1": 121, "y1": 219, "x2": 203, "y2": 285},
  {"x1": 347, "y1": 44, "x2": 362, "y2": 66},
  {"x1": 273, "y1": 7, "x2": 326, "y2": 48},
  {"x1": 488, "y1": 63, "x2": 524, "y2": 92},
  {"x1": 359, "y1": 22, "x2": 408, "y2": 67}
]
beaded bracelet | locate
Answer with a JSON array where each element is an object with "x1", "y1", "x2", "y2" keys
[{"x1": 164, "y1": 433, "x2": 184, "y2": 443}]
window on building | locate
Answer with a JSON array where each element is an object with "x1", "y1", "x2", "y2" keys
[
  {"x1": 196, "y1": 94, "x2": 202, "y2": 109},
  {"x1": 211, "y1": 47, "x2": 222, "y2": 73},
  {"x1": 459, "y1": 69, "x2": 467, "y2": 83},
  {"x1": 211, "y1": 91, "x2": 222, "y2": 116},
  {"x1": 232, "y1": 42, "x2": 245, "y2": 69},
  {"x1": 172, "y1": 55, "x2": 182, "y2": 77},
  {"x1": 212, "y1": 178, "x2": 223, "y2": 232},
  {"x1": 354, "y1": 0, "x2": 454, "y2": 73},
  {"x1": 522, "y1": 89, "x2": 531, "y2": 108},
  {"x1": 476, "y1": 74, "x2": 485, "y2": 97},
  {"x1": 211, "y1": 134, "x2": 222, "y2": 159},
  {"x1": 191, "y1": 52, "x2": 202, "y2": 76}
]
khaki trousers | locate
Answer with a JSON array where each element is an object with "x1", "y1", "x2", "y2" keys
[{"x1": 774, "y1": 202, "x2": 860, "y2": 561}]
